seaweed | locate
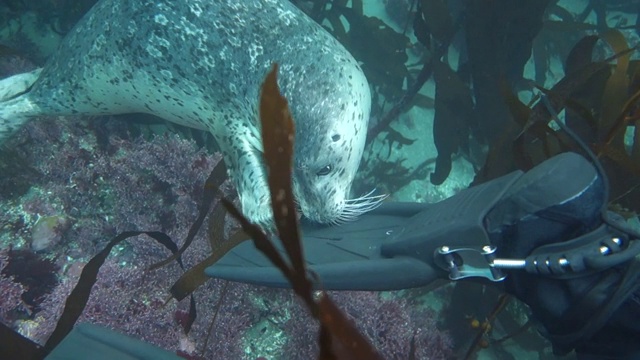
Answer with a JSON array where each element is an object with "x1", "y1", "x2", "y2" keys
[
  {"x1": 148, "y1": 160, "x2": 228, "y2": 271},
  {"x1": 1, "y1": 248, "x2": 59, "y2": 313},
  {"x1": 462, "y1": 294, "x2": 510, "y2": 360},
  {"x1": 168, "y1": 205, "x2": 249, "y2": 302},
  {"x1": 327, "y1": 5, "x2": 411, "y2": 105},
  {"x1": 222, "y1": 63, "x2": 383, "y2": 359},
  {"x1": 415, "y1": 0, "x2": 456, "y2": 49},
  {"x1": 95, "y1": 63, "x2": 389, "y2": 359},
  {"x1": 0, "y1": 146, "x2": 41, "y2": 200},
  {"x1": 477, "y1": 29, "x2": 640, "y2": 214},
  {"x1": 430, "y1": 60, "x2": 473, "y2": 185},
  {"x1": 357, "y1": 155, "x2": 435, "y2": 197},
  {"x1": 366, "y1": 0, "x2": 457, "y2": 144},
  {"x1": 302, "y1": 0, "x2": 416, "y2": 129},
  {"x1": 42, "y1": 230, "x2": 183, "y2": 355}
]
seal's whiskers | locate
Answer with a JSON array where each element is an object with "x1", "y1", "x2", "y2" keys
[{"x1": 336, "y1": 189, "x2": 388, "y2": 225}]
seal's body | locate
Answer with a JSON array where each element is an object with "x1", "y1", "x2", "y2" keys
[{"x1": 0, "y1": 0, "x2": 380, "y2": 226}]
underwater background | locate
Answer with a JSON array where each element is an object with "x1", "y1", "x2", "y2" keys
[{"x1": 0, "y1": 0, "x2": 639, "y2": 359}]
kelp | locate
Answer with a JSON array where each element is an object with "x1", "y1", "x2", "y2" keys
[
  {"x1": 415, "y1": 0, "x2": 456, "y2": 48},
  {"x1": 462, "y1": 294, "x2": 511, "y2": 360},
  {"x1": 222, "y1": 63, "x2": 382, "y2": 359},
  {"x1": 199, "y1": 280, "x2": 230, "y2": 355},
  {"x1": 365, "y1": 43, "x2": 442, "y2": 144},
  {"x1": 148, "y1": 160, "x2": 228, "y2": 271},
  {"x1": 366, "y1": 0, "x2": 457, "y2": 144},
  {"x1": 8, "y1": 59, "x2": 383, "y2": 354},
  {"x1": 465, "y1": 0, "x2": 549, "y2": 144},
  {"x1": 431, "y1": 60, "x2": 473, "y2": 185},
  {"x1": 2, "y1": 152, "x2": 230, "y2": 358},
  {"x1": 302, "y1": 0, "x2": 427, "y2": 147},
  {"x1": 42, "y1": 230, "x2": 184, "y2": 355},
  {"x1": 367, "y1": 15, "x2": 456, "y2": 142},
  {"x1": 0, "y1": 146, "x2": 41, "y2": 199},
  {"x1": 381, "y1": 126, "x2": 416, "y2": 157},
  {"x1": 303, "y1": 0, "x2": 410, "y2": 105},
  {"x1": 478, "y1": 29, "x2": 640, "y2": 213},
  {"x1": 335, "y1": 7, "x2": 411, "y2": 104},
  {"x1": 169, "y1": 207, "x2": 249, "y2": 302},
  {"x1": 357, "y1": 155, "x2": 435, "y2": 197}
]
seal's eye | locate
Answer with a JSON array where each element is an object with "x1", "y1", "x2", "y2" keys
[{"x1": 316, "y1": 165, "x2": 332, "y2": 176}]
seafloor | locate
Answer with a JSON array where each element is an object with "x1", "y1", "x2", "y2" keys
[{"x1": 0, "y1": 0, "x2": 639, "y2": 359}]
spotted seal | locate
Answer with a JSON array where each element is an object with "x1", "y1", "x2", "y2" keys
[{"x1": 0, "y1": 0, "x2": 385, "y2": 226}]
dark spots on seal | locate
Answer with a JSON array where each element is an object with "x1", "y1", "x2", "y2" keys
[
  {"x1": 194, "y1": 66, "x2": 208, "y2": 78},
  {"x1": 121, "y1": 69, "x2": 134, "y2": 82},
  {"x1": 331, "y1": 134, "x2": 340, "y2": 142}
]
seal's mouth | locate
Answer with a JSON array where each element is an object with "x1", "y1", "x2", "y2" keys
[
  {"x1": 299, "y1": 189, "x2": 387, "y2": 226},
  {"x1": 292, "y1": 174, "x2": 387, "y2": 225},
  {"x1": 333, "y1": 189, "x2": 387, "y2": 225}
]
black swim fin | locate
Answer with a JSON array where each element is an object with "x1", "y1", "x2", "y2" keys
[
  {"x1": 45, "y1": 323, "x2": 181, "y2": 360},
  {"x1": 206, "y1": 166, "x2": 526, "y2": 290},
  {"x1": 206, "y1": 202, "x2": 439, "y2": 290}
]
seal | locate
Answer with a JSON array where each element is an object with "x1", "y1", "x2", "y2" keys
[{"x1": 0, "y1": 0, "x2": 386, "y2": 227}]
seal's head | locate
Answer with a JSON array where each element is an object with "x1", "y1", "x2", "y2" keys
[{"x1": 283, "y1": 62, "x2": 385, "y2": 225}]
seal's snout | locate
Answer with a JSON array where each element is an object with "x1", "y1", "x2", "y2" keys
[{"x1": 294, "y1": 177, "x2": 386, "y2": 226}]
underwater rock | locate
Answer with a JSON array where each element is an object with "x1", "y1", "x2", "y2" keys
[{"x1": 30, "y1": 215, "x2": 69, "y2": 251}]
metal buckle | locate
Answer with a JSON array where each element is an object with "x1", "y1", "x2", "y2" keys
[{"x1": 437, "y1": 245, "x2": 506, "y2": 282}]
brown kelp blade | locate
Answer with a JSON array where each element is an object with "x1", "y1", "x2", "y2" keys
[
  {"x1": 169, "y1": 208, "x2": 250, "y2": 302},
  {"x1": 599, "y1": 30, "x2": 632, "y2": 139},
  {"x1": 43, "y1": 231, "x2": 181, "y2": 355},
  {"x1": 222, "y1": 63, "x2": 382, "y2": 359},
  {"x1": 259, "y1": 63, "x2": 306, "y2": 276},
  {"x1": 148, "y1": 160, "x2": 228, "y2": 271}
]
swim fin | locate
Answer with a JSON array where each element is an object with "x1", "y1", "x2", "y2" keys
[{"x1": 206, "y1": 167, "x2": 525, "y2": 290}]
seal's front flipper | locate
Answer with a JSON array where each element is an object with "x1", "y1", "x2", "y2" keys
[
  {"x1": 205, "y1": 202, "x2": 441, "y2": 290},
  {"x1": 0, "y1": 69, "x2": 43, "y2": 144},
  {"x1": 0, "y1": 69, "x2": 42, "y2": 101}
]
